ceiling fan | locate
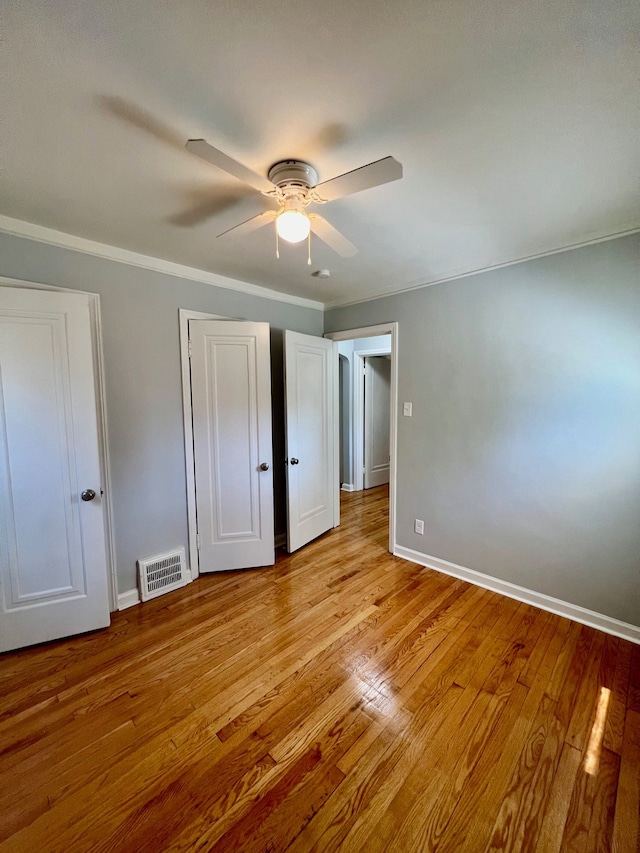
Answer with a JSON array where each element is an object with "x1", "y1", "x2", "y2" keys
[{"x1": 185, "y1": 138, "x2": 403, "y2": 262}]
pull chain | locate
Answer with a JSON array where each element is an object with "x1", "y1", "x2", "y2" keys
[
  {"x1": 307, "y1": 230, "x2": 312, "y2": 266},
  {"x1": 275, "y1": 226, "x2": 279, "y2": 259}
]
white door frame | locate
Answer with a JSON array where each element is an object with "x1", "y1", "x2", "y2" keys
[
  {"x1": 0, "y1": 276, "x2": 118, "y2": 612},
  {"x1": 324, "y1": 323, "x2": 398, "y2": 554}
]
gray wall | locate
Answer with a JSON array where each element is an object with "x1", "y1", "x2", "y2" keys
[
  {"x1": 326, "y1": 233, "x2": 640, "y2": 626},
  {"x1": 0, "y1": 232, "x2": 323, "y2": 594}
]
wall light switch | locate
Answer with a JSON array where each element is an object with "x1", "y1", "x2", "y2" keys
[{"x1": 403, "y1": 402, "x2": 413, "y2": 417}]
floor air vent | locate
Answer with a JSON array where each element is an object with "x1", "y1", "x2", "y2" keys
[{"x1": 138, "y1": 547, "x2": 187, "y2": 602}]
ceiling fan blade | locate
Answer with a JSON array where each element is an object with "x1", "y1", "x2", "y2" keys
[
  {"x1": 186, "y1": 139, "x2": 274, "y2": 194},
  {"x1": 217, "y1": 210, "x2": 277, "y2": 238},
  {"x1": 310, "y1": 215, "x2": 358, "y2": 257},
  {"x1": 313, "y1": 156, "x2": 402, "y2": 203},
  {"x1": 170, "y1": 189, "x2": 260, "y2": 227}
]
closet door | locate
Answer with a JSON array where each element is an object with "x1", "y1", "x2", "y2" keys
[
  {"x1": 0, "y1": 288, "x2": 110, "y2": 652},
  {"x1": 190, "y1": 320, "x2": 274, "y2": 571},
  {"x1": 284, "y1": 330, "x2": 336, "y2": 552}
]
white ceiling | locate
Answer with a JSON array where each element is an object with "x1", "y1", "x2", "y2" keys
[{"x1": 2, "y1": 0, "x2": 639, "y2": 307}]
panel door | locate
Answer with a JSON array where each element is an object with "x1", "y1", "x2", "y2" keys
[
  {"x1": 0, "y1": 287, "x2": 110, "y2": 653},
  {"x1": 190, "y1": 320, "x2": 274, "y2": 571},
  {"x1": 284, "y1": 330, "x2": 336, "y2": 553}
]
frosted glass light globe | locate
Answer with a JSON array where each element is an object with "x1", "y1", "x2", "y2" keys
[{"x1": 276, "y1": 209, "x2": 311, "y2": 243}]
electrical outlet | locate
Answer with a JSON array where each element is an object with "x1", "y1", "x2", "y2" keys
[{"x1": 414, "y1": 518, "x2": 424, "y2": 535}]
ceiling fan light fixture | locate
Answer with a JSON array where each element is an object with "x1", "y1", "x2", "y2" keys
[
  {"x1": 187, "y1": 140, "x2": 402, "y2": 261},
  {"x1": 276, "y1": 198, "x2": 311, "y2": 243}
]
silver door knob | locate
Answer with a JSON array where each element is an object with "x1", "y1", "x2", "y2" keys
[
  {"x1": 259, "y1": 462, "x2": 269, "y2": 471},
  {"x1": 290, "y1": 458, "x2": 299, "y2": 465},
  {"x1": 81, "y1": 489, "x2": 96, "y2": 502}
]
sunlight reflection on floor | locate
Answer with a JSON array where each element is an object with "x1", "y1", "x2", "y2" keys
[{"x1": 584, "y1": 686, "x2": 611, "y2": 776}]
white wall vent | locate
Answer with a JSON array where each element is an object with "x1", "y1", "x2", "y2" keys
[{"x1": 137, "y1": 547, "x2": 187, "y2": 602}]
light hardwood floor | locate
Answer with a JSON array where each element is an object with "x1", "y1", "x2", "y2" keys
[{"x1": 0, "y1": 485, "x2": 638, "y2": 852}]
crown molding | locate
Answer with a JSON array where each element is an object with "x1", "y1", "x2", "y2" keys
[
  {"x1": 2, "y1": 215, "x2": 638, "y2": 314},
  {"x1": 324, "y1": 226, "x2": 640, "y2": 310},
  {"x1": 0, "y1": 215, "x2": 324, "y2": 312}
]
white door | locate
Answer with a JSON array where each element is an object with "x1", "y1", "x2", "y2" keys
[
  {"x1": 284, "y1": 331, "x2": 336, "y2": 553},
  {"x1": 0, "y1": 288, "x2": 110, "y2": 653},
  {"x1": 190, "y1": 320, "x2": 274, "y2": 571},
  {"x1": 364, "y1": 356, "x2": 391, "y2": 489}
]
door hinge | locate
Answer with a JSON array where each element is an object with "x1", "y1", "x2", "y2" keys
[
  {"x1": 196, "y1": 533, "x2": 200, "y2": 550},
  {"x1": 188, "y1": 339, "x2": 192, "y2": 358}
]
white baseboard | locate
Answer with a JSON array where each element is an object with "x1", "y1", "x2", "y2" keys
[
  {"x1": 341, "y1": 484, "x2": 355, "y2": 492},
  {"x1": 275, "y1": 532, "x2": 287, "y2": 549},
  {"x1": 393, "y1": 544, "x2": 640, "y2": 645},
  {"x1": 118, "y1": 588, "x2": 141, "y2": 610}
]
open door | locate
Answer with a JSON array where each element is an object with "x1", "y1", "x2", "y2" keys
[
  {"x1": 0, "y1": 287, "x2": 110, "y2": 653},
  {"x1": 190, "y1": 320, "x2": 274, "y2": 571},
  {"x1": 284, "y1": 331, "x2": 336, "y2": 553},
  {"x1": 364, "y1": 356, "x2": 391, "y2": 488}
]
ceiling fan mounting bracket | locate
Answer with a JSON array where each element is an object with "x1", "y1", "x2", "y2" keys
[{"x1": 267, "y1": 160, "x2": 318, "y2": 191}]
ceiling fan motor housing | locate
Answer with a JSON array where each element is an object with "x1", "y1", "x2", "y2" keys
[{"x1": 268, "y1": 160, "x2": 318, "y2": 190}]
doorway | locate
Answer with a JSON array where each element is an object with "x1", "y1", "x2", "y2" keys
[
  {"x1": 325, "y1": 323, "x2": 398, "y2": 554},
  {"x1": 364, "y1": 354, "x2": 391, "y2": 489}
]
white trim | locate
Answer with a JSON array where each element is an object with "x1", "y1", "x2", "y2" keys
[
  {"x1": 324, "y1": 227, "x2": 640, "y2": 310},
  {"x1": 117, "y1": 588, "x2": 141, "y2": 610},
  {"x1": 341, "y1": 483, "x2": 355, "y2": 492},
  {"x1": 326, "y1": 324, "x2": 398, "y2": 343},
  {"x1": 0, "y1": 215, "x2": 324, "y2": 312},
  {"x1": 325, "y1": 323, "x2": 398, "y2": 555},
  {"x1": 394, "y1": 544, "x2": 640, "y2": 645},
  {"x1": 0, "y1": 275, "x2": 118, "y2": 612},
  {"x1": 2, "y1": 216, "x2": 637, "y2": 315},
  {"x1": 332, "y1": 340, "x2": 340, "y2": 529},
  {"x1": 179, "y1": 309, "x2": 233, "y2": 580}
]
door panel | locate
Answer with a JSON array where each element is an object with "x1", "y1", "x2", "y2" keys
[
  {"x1": 284, "y1": 331, "x2": 335, "y2": 552},
  {"x1": 364, "y1": 356, "x2": 391, "y2": 488},
  {"x1": 0, "y1": 288, "x2": 110, "y2": 653},
  {"x1": 190, "y1": 320, "x2": 274, "y2": 571}
]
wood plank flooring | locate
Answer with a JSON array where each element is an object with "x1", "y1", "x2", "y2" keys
[{"x1": 0, "y1": 485, "x2": 638, "y2": 851}]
